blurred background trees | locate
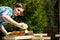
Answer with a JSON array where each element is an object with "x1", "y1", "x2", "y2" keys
[{"x1": 0, "y1": 0, "x2": 58, "y2": 33}]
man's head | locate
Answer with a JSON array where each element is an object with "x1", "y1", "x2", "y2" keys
[{"x1": 13, "y1": 3, "x2": 24, "y2": 16}]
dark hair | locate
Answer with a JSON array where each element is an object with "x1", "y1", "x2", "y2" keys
[{"x1": 14, "y1": 3, "x2": 24, "y2": 9}]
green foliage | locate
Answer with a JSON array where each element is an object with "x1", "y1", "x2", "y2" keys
[
  {"x1": 0, "y1": 0, "x2": 57, "y2": 33},
  {"x1": 0, "y1": 0, "x2": 16, "y2": 7},
  {"x1": 44, "y1": 0, "x2": 57, "y2": 26},
  {"x1": 17, "y1": 0, "x2": 48, "y2": 33}
]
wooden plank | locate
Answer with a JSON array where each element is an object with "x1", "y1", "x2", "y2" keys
[
  {"x1": 55, "y1": 34, "x2": 60, "y2": 37},
  {"x1": 14, "y1": 35, "x2": 33, "y2": 39},
  {"x1": 3, "y1": 33, "x2": 48, "y2": 40},
  {"x1": 32, "y1": 37, "x2": 51, "y2": 40},
  {"x1": 2, "y1": 35, "x2": 33, "y2": 40},
  {"x1": 43, "y1": 37, "x2": 51, "y2": 39},
  {"x1": 34, "y1": 33, "x2": 47, "y2": 37}
]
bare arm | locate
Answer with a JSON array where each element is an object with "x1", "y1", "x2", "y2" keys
[
  {"x1": 2, "y1": 15, "x2": 18, "y2": 26},
  {"x1": 2, "y1": 15, "x2": 28, "y2": 29}
]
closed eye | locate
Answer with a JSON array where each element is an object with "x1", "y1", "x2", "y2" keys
[{"x1": 17, "y1": 9, "x2": 20, "y2": 11}]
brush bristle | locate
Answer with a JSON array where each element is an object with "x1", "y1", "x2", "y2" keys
[{"x1": 25, "y1": 29, "x2": 29, "y2": 35}]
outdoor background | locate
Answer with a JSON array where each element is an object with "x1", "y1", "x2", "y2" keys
[{"x1": 0, "y1": 0, "x2": 58, "y2": 39}]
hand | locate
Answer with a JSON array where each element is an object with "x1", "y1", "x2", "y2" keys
[{"x1": 16, "y1": 23, "x2": 28, "y2": 29}]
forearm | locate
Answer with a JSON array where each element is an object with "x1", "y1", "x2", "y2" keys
[{"x1": 2, "y1": 15, "x2": 18, "y2": 26}]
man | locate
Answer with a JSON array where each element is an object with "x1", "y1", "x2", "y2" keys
[{"x1": 0, "y1": 3, "x2": 28, "y2": 35}]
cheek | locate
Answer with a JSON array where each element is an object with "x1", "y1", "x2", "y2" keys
[
  {"x1": 14, "y1": 13, "x2": 18, "y2": 16},
  {"x1": 16, "y1": 13, "x2": 20, "y2": 16}
]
